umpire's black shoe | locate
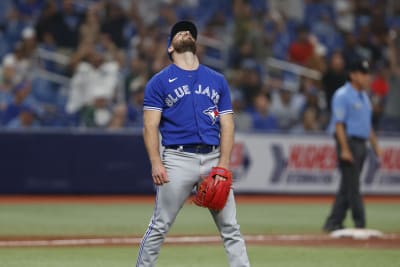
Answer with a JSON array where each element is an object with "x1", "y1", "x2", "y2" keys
[{"x1": 322, "y1": 224, "x2": 344, "y2": 233}]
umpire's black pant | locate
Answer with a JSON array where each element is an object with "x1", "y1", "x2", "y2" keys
[{"x1": 325, "y1": 137, "x2": 367, "y2": 229}]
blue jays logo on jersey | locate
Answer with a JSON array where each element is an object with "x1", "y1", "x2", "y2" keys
[{"x1": 203, "y1": 106, "x2": 219, "y2": 124}]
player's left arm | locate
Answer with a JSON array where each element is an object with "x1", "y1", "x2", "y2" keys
[
  {"x1": 217, "y1": 113, "x2": 234, "y2": 169},
  {"x1": 217, "y1": 76, "x2": 234, "y2": 170}
]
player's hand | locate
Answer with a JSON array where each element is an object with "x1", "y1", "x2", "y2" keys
[
  {"x1": 340, "y1": 149, "x2": 353, "y2": 163},
  {"x1": 374, "y1": 147, "x2": 383, "y2": 159},
  {"x1": 374, "y1": 147, "x2": 383, "y2": 165},
  {"x1": 214, "y1": 164, "x2": 228, "y2": 185},
  {"x1": 151, "y1": 164, "x2": 169, "y2": 185},
  {"x1": 214, "y1": 175, "x2": 227, "y2": 185}
]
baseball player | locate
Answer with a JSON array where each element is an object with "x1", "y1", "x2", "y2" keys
[{"x1": 136, "y1": 21, "x2": 250, "y2": 267}]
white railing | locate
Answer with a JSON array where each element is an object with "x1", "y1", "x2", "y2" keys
[
  {"x1": 33, "y1": 68, "x2": 70, "y2": 85},
  {"x1": 34, "y1": 48, "x2": 71, "y2": 85},
  {"x1": 37, "y1": 48, "x2": 70, "y2": 65},
  {"x1": 266, "y1": 57, "x2": 322, "y2": 80},
  {"x1": 197, "y1": 34, "x2": 230, "y2": 70}
]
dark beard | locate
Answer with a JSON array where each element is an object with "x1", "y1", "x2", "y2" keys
[{"x1": 173, "y1": 38, "x2": 197, "y2": 55}]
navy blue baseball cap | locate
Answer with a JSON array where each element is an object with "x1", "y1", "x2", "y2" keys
[
  {"x1": 167, "y1": 21, "x2": 197, "y2": 60},
  {"x1": 348, "y1": 59, "x2": 370, "y2": 73}
]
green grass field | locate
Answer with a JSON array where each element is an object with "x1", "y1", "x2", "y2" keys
[
  {"x1": 0, "y1": 201, "x2": 399, "y2": 266},
  {"x1": 0, "y1": 202, "x2": 399, "y2": 236},
  {"x1": 0, "y1": 246, "x2": 399, "y2": 267}
]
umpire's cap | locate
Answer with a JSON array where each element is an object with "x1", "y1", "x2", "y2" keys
[
  {"x1": 347, "y1": 58, "x2": 371, "y2": 81},
  {"x1": 167, "y1": 21, "x2": 197, "y2": 60},
  {"x1": 348, "y1": 58, "x2": 371, "y2": 74}
]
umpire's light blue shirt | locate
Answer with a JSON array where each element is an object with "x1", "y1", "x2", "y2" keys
[{"x1": 328, "y1": 82, "x2": 372, "y2": 139}]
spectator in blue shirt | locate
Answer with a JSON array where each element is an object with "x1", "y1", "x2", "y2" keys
[
  {"x1": 247, "y1": 91, "x2": 278, "y2": 131},
  {"x1": 0, "y1": 54, "x2": 17, "y2": 118},
  {"x1": 127, "y1": 85, "x2": 144, "y2": 128},
  {"x1": 1, "y1": 80, "x2": 31, "y2": 125},
  {"x1": 7, "y1": 103, "x2": 40, "y2": 129}
]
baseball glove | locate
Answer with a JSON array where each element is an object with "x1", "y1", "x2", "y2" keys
[{"x1": 193, "y1": 166, "x2": 232, "y2": 211}]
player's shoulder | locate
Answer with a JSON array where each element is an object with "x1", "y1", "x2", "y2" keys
[
  {"x1": 332, "y1": 83, "x2": 351, "y2": 107},
  {"x1": 333, "y1": 83, "x2": 348, "y2": 98}
]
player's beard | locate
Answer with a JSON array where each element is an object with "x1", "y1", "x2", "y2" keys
[{"x1": 173, "y1": 38, "x2": 197, "y2": 55}]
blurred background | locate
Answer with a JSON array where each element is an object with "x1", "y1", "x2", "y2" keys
[
  {"x1": 0, "y1": 0, "x2": 399, "y2": 195},
  {"x1": 1, "y1": 0, "x2": 400, "y2": 132}
]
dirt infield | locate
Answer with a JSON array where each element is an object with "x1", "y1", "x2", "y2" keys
[
  {"x1": 0, "y1": 195, "x2": 399, "y2": 249},
  {"x1": 1, "y1": 234, "x2": 400, "y2": 249}
]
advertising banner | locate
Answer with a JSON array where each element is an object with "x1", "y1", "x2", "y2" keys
[
  {"x1": 231, "y1": 133, "x2": 400, "y2": 194},
  {"x1": 0, "y1": 130, "x2": 398, "y2": 195}
]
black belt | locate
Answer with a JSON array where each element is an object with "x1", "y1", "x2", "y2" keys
[
  {"x1": 348, "y1": 136, "x2": 367, "y2": 142},
  {"x1": 166, "y1": 144, "x2": 218, "y2": 154}
]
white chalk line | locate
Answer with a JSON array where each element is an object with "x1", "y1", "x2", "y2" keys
[{"x1": 0, "y1": 234, "x2": 399, "y2": 248}]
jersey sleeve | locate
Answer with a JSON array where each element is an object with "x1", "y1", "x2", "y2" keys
[
  {"x1": 143, "y1": 78, "x2": 163, "y2": 112},
  {"x1": 218, "y1": 78, "x2": 233, "y2": 116},
  {"x1": 331, "y1": 93, "x2": 347, "y2": 124}
]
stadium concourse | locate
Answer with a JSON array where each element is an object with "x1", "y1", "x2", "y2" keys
[{"x1": 0, "y1": 0, "x2": 399, "y2": 132}]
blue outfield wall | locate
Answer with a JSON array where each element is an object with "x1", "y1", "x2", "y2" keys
[
  {"x1": 0, "y1": 129, "x2": 153, "y2": 194},
  {"x1": 1, "y1": 129, "x2": 399, "y2": 195}
]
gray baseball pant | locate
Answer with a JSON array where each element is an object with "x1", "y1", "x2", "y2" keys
[{"x1": 136, "y1": 148, "x2": 250, "y2": 267}]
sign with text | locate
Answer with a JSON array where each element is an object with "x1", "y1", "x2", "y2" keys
[{"x1": 232, "y1": 133, "x2": 400, "y2": 194}]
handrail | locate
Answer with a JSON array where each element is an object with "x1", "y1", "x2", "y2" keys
[
  {"x1": 37, "y1": 48, "x2": 70, "y2": 65},
  {"x1": 197, "y1": 35, "x2": 226, "y2": 50},
  {"x1": 33, "y1": 69, "x2": 70, "y2": 85},
  {"x1": 197, "y1": 34, "x2": 229, "y2": 70},
  {"x1": 266, "y1": 57, "x2": 322, "y2": 80},
  {"x1": 32, "y1": 32, "x2": 230, "y2": 86}
]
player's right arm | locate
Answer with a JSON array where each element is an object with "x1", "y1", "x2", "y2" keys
[
  {"x1": 332, "y1": 91, "x2": 353, "y2": 162},
  {"x1": 143, "y1": 110, "x2": 169, "y2": 185}
]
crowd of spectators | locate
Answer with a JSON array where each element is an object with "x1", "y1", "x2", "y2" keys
[{"x1": 1, "y1": 0, "x2": 400, "y2": 133}]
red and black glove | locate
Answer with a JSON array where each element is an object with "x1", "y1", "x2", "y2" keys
[{"x1": 193, "y1": 167, "x2": 232, "y2": 211}]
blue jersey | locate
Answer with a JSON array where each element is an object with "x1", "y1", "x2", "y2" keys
[
  {"x1": 143, "y1": 64, "x2": 233, "y2": 146},
  {"x1": 328, "y1": 82, "x2": 372, "y2": 139}
]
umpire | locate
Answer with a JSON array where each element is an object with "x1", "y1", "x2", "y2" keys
[{"x1": 323, "y1": 58, "x2": 382, "y2": 232}]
